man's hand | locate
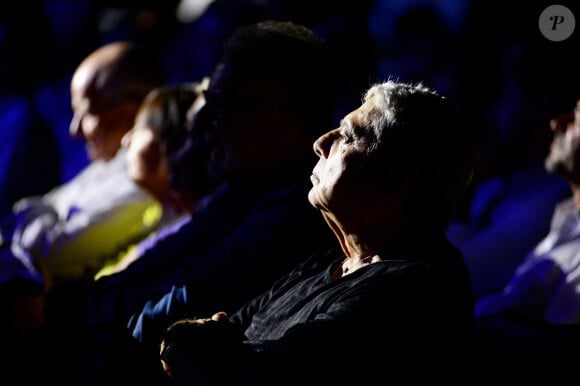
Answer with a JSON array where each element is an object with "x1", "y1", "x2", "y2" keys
[{"x1": 159, "y1": 311, "x2": 245, "y2": 380}]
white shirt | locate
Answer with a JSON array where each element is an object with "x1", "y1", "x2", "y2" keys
[
  {"x1": 9, "y1": 147, "x2": 156, "y2": 281},
  {"x1": 476, "y1": 197, "x2": 580, "y2": 324}
]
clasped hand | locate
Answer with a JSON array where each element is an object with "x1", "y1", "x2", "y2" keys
[{"x1": 160, "y1": 311, "x2": 245, "y2": 380}]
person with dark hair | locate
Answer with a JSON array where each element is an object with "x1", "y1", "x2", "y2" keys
[
  {"x1": 160, "y1": 78, "x2": 216, "y2": 213},
  {"x1": 125, "y1": 19, "x2": 340, "y2": 349},
  {"x1": 158, "y1": 80, "x2": 479, "y2": 386},
  {"x1": 94, "y1": 81, "x2": 220, "y2": 279},
  {"x1": 90, "y1": 18, "x2": 338, "y2": 334},
  {"x1": 25, "y1": 20, "x2": 339, "y2": 385}
]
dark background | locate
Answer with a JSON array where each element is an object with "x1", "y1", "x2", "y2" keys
[{"x1": 1, "y1": 0, "x2": 579, "y2": 222}]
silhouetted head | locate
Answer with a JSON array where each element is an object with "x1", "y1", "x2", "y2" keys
[{"x1": 205, "y1": 20, "x2": 339, "y2": 180}]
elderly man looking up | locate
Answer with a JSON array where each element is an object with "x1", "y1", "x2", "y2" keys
[{"x1": 158, "y1": 80, "x2": 480, "y2": 386}]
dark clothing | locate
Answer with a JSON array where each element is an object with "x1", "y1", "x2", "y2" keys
[
  {"x1": 89, "y1": 175, "x2": 332, "y2": 326},
  {"x1": 223, "y1": 236, "x2": 475, "y2": 385},
  {"x1": 0, "y1": 96, "x2": 61, "y2": 220},
  {"x1": 157, "y1": 235, "x2": 475, "y2": 386},
  {"x1": 35, "y1": 163, "x2": 335, "y2": 385},
  {"x1": 45, "y1": 164, "x2": 332, "y2": 328}
]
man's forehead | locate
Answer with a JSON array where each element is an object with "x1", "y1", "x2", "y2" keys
[
  {"x1": 345, "y1": 97, "x2": 376, "y2": 123},
  {"x1": 71, "y1": 64, "x2": 96, "y2": 94}
]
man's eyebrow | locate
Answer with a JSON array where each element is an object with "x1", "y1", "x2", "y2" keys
[{"x1": 339, "y1": 118, "x2": 352, "y2": 131}]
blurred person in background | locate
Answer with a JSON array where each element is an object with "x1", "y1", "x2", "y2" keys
[
  {"x1": 472, "y1": 98, "x2": 580, "y2": 381},
  {"x1": 95, "y1": 79, "x2": 220, "y2": 279},
  {"x1": 0, "y1": 41, "x2": 165, "y2": 296}
]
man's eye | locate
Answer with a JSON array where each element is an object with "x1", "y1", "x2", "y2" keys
[{"x1": 341, "y1": 132, "x2": 354, "y2": 143}]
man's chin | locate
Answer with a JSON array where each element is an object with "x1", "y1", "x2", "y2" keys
[{"x1": 307, "y1": 190, "x2": 323, "y2": 210}]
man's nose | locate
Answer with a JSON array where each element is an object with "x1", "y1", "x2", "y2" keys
[{"x1": 313, "y1": 129, "x2": 337, "y2": 158}]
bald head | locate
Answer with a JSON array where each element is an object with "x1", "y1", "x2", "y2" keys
[{"x1": 70, "y1": 41, "x2": 165, "y2": 161}]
